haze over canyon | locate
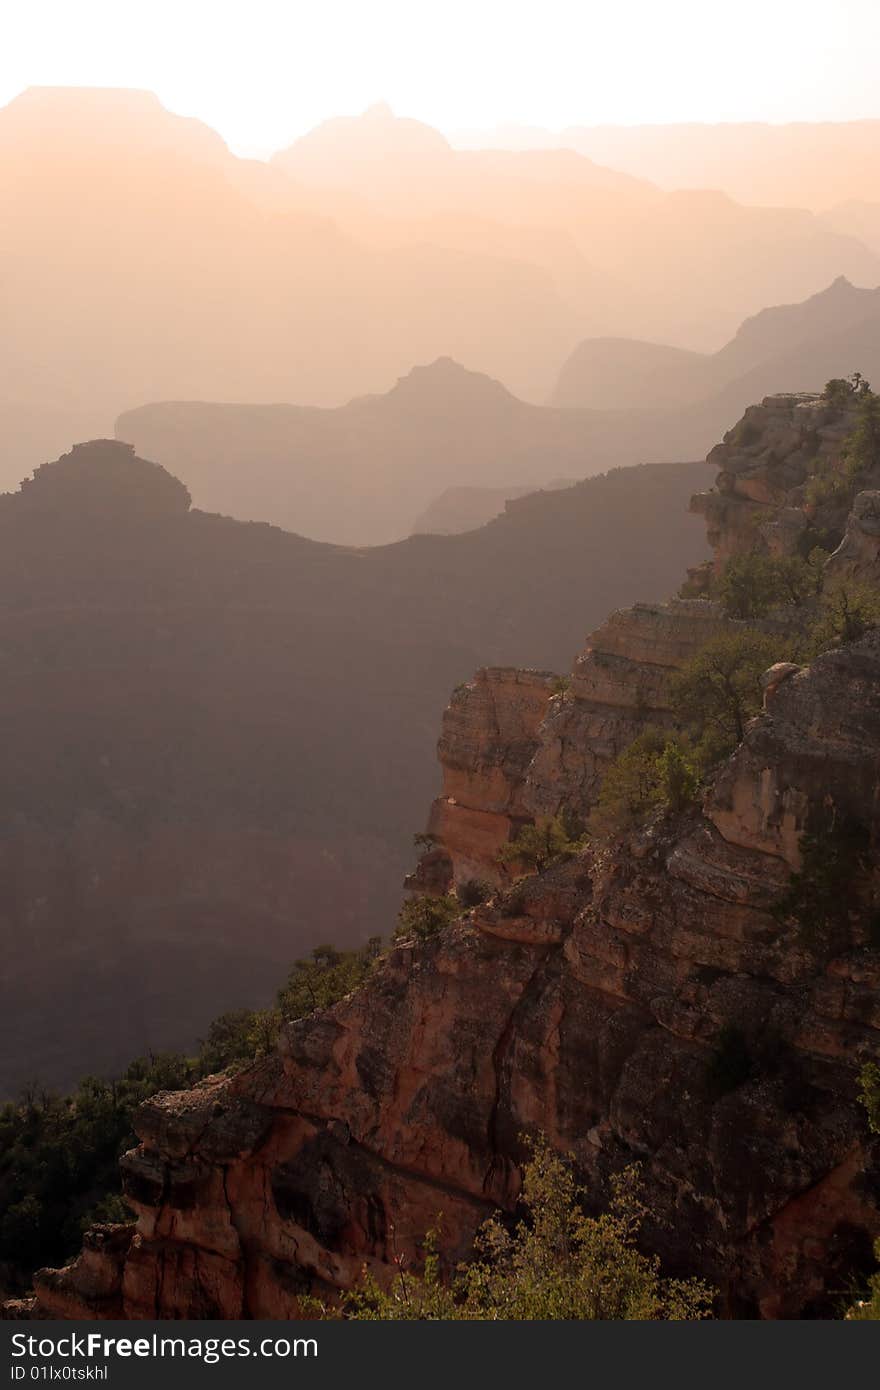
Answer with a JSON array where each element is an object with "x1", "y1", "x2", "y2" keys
[{"x1": 3, "y1": 51, "x2": 880, "y2": 1322}]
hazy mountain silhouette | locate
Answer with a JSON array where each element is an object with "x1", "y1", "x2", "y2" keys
[
  {"x1": 117, "y1": 357, "x2": 670, "y2": 545},
  {"x1": 411, "y1": 478, "x2": 576, "y2": 535},
  {"x1": 5, "y1": 87, "x2": 880, "y2": 475},
  {"x1": 273, "y1": 105, "x2": 880, "y2": 351},
  {"x1": 822, "y1": 201, "x2": 880, "y2": 256},
  {"x1": 0, "y1": 441, "x2": 709, "y2": 1095},
  {"x1": 551, "y1": 277, "x2": 880, "y2": 418},
  {"x1": 117, "y1": 278, "x2": 880, "y2": 545},
  {"x1": 461, "y1": 119, "x2": 880, "y2": 212},
  {"x1": 0, "y1": 88, "x2": 579, "y2": 475}
]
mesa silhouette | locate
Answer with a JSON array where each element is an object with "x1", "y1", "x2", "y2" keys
[{"x1": 118, "y1": 280, "x2": 880, "y2": 544}]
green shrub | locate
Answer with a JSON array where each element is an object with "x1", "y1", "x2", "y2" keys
[
  {"x1": 859, "y1": 1062, "x2": 880, "y2": 1135},
  {"x1": 803, "y1": 578, "x2": 880, "y2": 656},
  {"x1": 590, "y1": 729, "x2": 698, "y2": 839},
  {"x1": 804, "y1": 469, "x2": 852, "y2": 510},
  {"x1": 413, "y1": 831, "x2": 440, "y2": 851},
  {"x1": 278, "y1": 939, "x2": 382, "y2": 1019},
  {"x1": 717, "y1": 551, "x2": 827, "y2": 620},
  {"x1": 670, "y1": 629, "x2": 783, "y2": 758},
  {"x1": 457, "y1": 878, "x2": 493, "y2": 908},
  {"x1": 845, "y1": 388, "x2": 880, "y2": 476},
  {"x1": 823, "y1": 374, "x2": 871, "y2": 409},
  {"x1": 498, "y1": 815, "x2": 582, "y2": 874},
  {"x1": 332, "y1": 1137, "x2": 714, "y2": 1320},
  {"x1": 845, "y1": 1065, "x2": 880, "y2": 1318},
  {"x1": 499, "y1": 887, "x2": 527, "y2": 918},
  {"x1": 717, "y1": 553, "x2": 782, "y2": 620},
  {"x1": 394, "y1": 893, "x2": 459, "y2": 942}
]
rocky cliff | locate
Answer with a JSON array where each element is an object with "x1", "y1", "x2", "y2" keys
[
  {"x1": 18, "y1": 396, "x2": 880, "y2": 1320},
  {"x1": 690, "y1": 389, "x2": 880, "y2": 575}
]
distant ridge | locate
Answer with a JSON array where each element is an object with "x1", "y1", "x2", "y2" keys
[{"x1": 0, "y1": 443, "x2": 709, "y2": 1094}]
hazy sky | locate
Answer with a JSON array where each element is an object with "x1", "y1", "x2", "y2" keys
[{"x1": 4, "y1": 0, "x2": 880, "y2": 156}]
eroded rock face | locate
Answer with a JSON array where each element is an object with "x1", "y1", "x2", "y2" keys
[
  {"x1": 425, "y1": 667, "x2": 557, "y2": 886},
  {"x1": 421, "y1": 605, "x2": 734, "y2": 889},
  {"x1": 523, "y1": 601, "x2": 732, "y2": 821},
  {"x1": 20, "y1": 399, "x2": 880, "y2": 1322},
  {"x1": 28, "y1": 634, "x2": 880, "y2": 1321},
  {"x1": 690, "y1": 392, "x2": 874, "y2": 569},
  {"x1": 829, "y1": 490, "x2": 880, "y2": 584}
]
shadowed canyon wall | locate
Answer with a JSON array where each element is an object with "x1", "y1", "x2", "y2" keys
[{"x1": 21, "y1": 392, "x2": 880, "y2": 1319}]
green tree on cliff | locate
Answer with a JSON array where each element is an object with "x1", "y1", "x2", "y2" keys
[
  {"x1": 845, "y1": 1066, "x2": 880, "y2": 1318},
  {"x1": 394, "y1": 894, "x2": 459, "y2": 941},
  {"x1": 670, "y1": 629, "x2": 782, "y2": 758},
  {"x1": 801, "y1": 577, "x2": 880, "y2": 656},
  {"x1": 498, "y1": 815, "x2": 582, "y2": 874},
  {"x1": 590, "y1": 729, "x2": 698, "y2": 838},
  {"x1": 335, "y1": 1137, "x2": 713, "y2": 1320}
]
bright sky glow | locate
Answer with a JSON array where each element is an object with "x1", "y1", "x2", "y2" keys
[{"x1": 4, "y1": 0, "x2": 880, "y2": 156}]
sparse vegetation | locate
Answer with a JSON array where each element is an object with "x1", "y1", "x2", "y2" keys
[
  {"x1": 0, "y1": 935, "x2": 387, "y2": 1289},
  {"x1": 590, "y1": 728, "x2": 698, "y2": 839},
  {"x1": 670, "y1": 629, "x2": 782, "y2": 760},
  {"x1": 413, "y1": 831, "x2": 440, "y2": 852},
  {"x1": 716, "y1": 550, "x2": 827, "y2": 620},
  {"x1": 844, "y1": 1066, "x2": 880, "y2": 1318},
  {"x1": 806, "y1": 382, "x2": 880, "y2": 517},
  {"x1": 0, "y1": 1053, "x2": 193, "y2": 1283},
  {"x1": 277, "y1": 939, "x2": 383, "y2": 1020},
  {"x1": 457, "y1": 877, "x2": 493, "y2": 908},
  {"x1": 498, "y1": 815, "x2": 583, "y2": 874},
  {"x1": 845, "y1": 386, "x2": 880, "y2": 475},
  {"x1": 394, "y1": 893, "x2": 460, "y2": 941},
  {"x1": 329, "y1": 1137, "x2": 714, "y2": 1321},
  {"x1": 859, "y1": 1063, "x2": 880, "y2": 1135},
  {"x1": 822, "y1": 374, "x2": 871, "y2": 409},
  {"x1": 802, "y1": 577, "x2": 880, "y2": 656}
]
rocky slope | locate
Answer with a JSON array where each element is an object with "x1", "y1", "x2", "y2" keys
[{"x1": 19, "y1": 396, "x2": 880, "y2": 1319}]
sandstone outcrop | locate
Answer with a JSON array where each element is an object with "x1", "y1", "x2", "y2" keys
[
  {"x1": 690, "y1": 391, "x2": 873, "y2": 570},
  {"x1": 424, "y1": 667, "x2": 557, "y2": 887},
  {"x1": 420, "y1": 599, "x2": 737, "y2": 892}
]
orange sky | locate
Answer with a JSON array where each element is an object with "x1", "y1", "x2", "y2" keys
[{"x1": 4, "y1": 0, "x2": 880, "y2": 156}]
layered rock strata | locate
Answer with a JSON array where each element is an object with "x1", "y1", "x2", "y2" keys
[
  {"x1": 690, "y1": 390, "x2": 880, "y2": 578},
  {"x1": 24, "y1": 626, "x2": 880, "y2": 1322},
  {"x1": 18, "y1": 394, "x2": 880, "y2": 1321}
]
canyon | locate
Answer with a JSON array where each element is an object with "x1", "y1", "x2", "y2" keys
[
  {"x1": 0, "y1": 443, "x2": 707, "y2": 1096},
  {"x1": 17, "y1": 389, "x2": 880, "y2": 1319}
]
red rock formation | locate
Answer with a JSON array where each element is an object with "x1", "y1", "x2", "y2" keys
[
  {"x1": 425, "y1": 667, "x2": 556, "y2": 886},
  {"x1": 23, "y1": 622, "x2": 880, "y2": 1321},
  {"x1": 19, "y1": 395, "x2": 880, "y2": 1321},
  {"x1": 690, "y1": 391, "x2": 870, "y2": 570}
]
